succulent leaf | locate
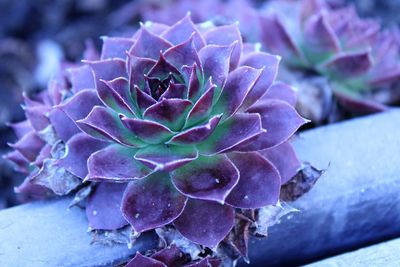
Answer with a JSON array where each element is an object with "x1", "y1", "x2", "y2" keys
[
  {"x1": 197, "y1": 113, "x2": 265, "y2": 155},
  {"x1": 240, "y1": 52, "x2": 281, "y2": 110},
  {"x1": 57, "y1": 133, "x2": 108, "y2": 179},
  {"x1": 100, "y1": 37, "x2": 135, "y2": 60},
  {"x1": 77, "y1": 106, "x2": 145, "y2": 147},
  {"x1": 67, "y1": 65, "x2": 95, "y2": 92},
  {"x1": 135, "y1": 144, "x2": 198, "y2": 171},
  {"x1": 174, "y1": 199, "x2": 235, "y2": 248},
  {"x1": 198, "y1": 44, "x2": 233, "y2": 90},
  {"x1": 262, "y1": 82, "x2": 297, "y2": 107},
  {"x1": 127, "y1": 252, "x2": 167, "y2": 267},
  {"x1": 168, "y1": 114, "x2": 221, "y2": 145},
  {"x1": 130, "y1": 27, "x2": 173, "y2": 58},
  {"x1": 86, "y1": 183, "x2": 128, "y2": 230},
  {"x1": 213, "y1": 66, "x2": 263, "y2": 120},
  {"x1": 170, "y1": 154, "x2": 239, "y2": 203},
  {"x1": 259, "y1": 141, "x2": 301, "y2": 184},
  {"x1": 86, "y1": 144, "x2": 152, "y2": 182},
  {"x1": 122, "y1": 172, "x2": 188, "y2": 233},
  {"x1": 151, "y1": 245, "x2": 188, "y2": 266},
  {"x1": 238, "y1": 100, "x2": 307, "y2": 151},
  {"x1": 226, "y1": 152, "x2": 281, "y2": 208},
  {"x1": 143, "y1": 98, "x2": 193, "y2": 131},
  {"x1": 98, "y1": 77, "x2": 137, "y2": 116}
]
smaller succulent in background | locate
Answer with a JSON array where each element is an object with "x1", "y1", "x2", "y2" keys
[
  {"x1": 258, "y1": 0, "x2": 400, "y2": 122},
  {"x1": 4, "y1": 43, "x2": 103, "y2": 199},
  {"x1": 137, "y1": 0, "x2": 260, "y2": 42},
  {"x1": 4, "y1": 67, "x2": 70, "y2": 199}
]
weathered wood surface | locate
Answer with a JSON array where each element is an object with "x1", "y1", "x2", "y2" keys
[
  {"x1": 0, "y1": 110, "x2": 400, "y2": 267},
  {"x1": 0, "y1": 198, "x2": 157, "y2": 267},
  {"x1": 305, "y1": 238, "x2": 400, "y2": 266}
]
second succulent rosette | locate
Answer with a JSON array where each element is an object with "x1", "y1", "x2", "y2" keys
[
  {"x1": 7, "y1": 14, "x2": 307, "y2": 260},
  {"x1": 259, "y1": 0, "x2": 400, "y2": 115}
]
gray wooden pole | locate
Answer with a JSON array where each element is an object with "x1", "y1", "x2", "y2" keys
[
  {"x1": 244, "y1": 109, "x2": 400, "y2": 266},
  {"x1": 305, "y1": 238, "x2": 400, "y2": 267},
  {"x1": 0, "y1": 197, "x2": 157, "y2": 267}
]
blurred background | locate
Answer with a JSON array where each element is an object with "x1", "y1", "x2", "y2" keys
[{"x1": 1, "y1": 0, "x2": 399, "y2": 210}]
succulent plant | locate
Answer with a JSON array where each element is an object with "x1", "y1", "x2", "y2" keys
[
  {"x1": 4, "y1": 43, "x2": 102, "y2": 198},
  {"x1": 4, "y1": 67, "x2": 70, "y2": 198},
  {"x1": 259, "y1": 0, "x2": 400, "y2": 115},
  {"x1": 6, "y1": 14, "x2": 307, "y2": 264}
]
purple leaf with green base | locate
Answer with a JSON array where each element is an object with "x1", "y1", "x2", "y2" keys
[
  {"x1": 86, "y1": 144, "x2": 152, "y2": 182},
  {"x1": 77, "y1": 106, "x2": 145, "y2": 147},
  {"x1": 185, "y1": 80, "x2": 215, "y2": 127},
  {"x1": 99, "y1": 77, "x2": 137, "y2": 116},
  {"x1": 135, "y1": 144, "x2": 198, "y2": 171},
  {"x1": 213, "y1": 66, "x2": 263, "y2": 120},
  {"x1": 171, "y1": 154, "x2": 239, "y2": 203},
  {"x1": 199, "y1": 44, "x2": 233, "y2": 90},
  {"x1": 168, "y1": 115, "x2": 221, "y2": 145},
  {"x1": 197, "y1": 113, "x2": 265, "y2": 155},
  {"x1": 143, "y1": 98, "x2": 192, "y2": 131},
  {"x1": 121, "y1": 115, "x2": 175, "y2": 144}
]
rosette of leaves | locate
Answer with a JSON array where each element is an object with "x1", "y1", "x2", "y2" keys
[
  {"x1": 4, "y1": 69, "x2": 71, "y2": 198},
  {"x1": 68, "y1": 15, "x2": 306, "y2": 249},
  {"x1": 259, "y1": 0, "x2": 400, "y2": 119}
]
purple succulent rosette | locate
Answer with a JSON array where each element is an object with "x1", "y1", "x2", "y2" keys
[
  {"x1": 4, "y1": 65, "x2": 78, "y2": 198},
  {"x1": 75, "y1": 14, "x2": 306, "y2": 247},
  {"x1": 258, "y1": 0, "x2": 400, "y2": 114},
  {"x1": 4, "y1": 44, "x2": 104, "y2": 198},
  {"x1": 6, "y1": 14, "x2": 307, "y2": 264}
]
